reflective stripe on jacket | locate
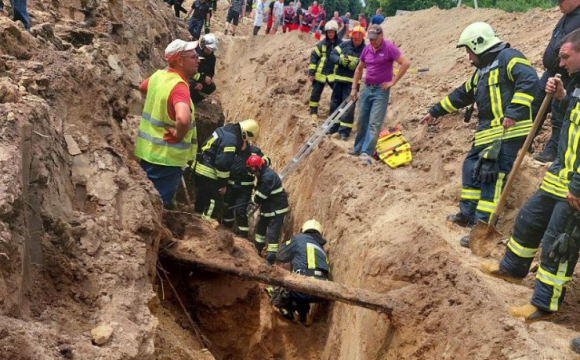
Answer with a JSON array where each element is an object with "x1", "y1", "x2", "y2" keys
[
  {"x1": 134, "y1": 70, "x2": 197, "y2": 167},
  {"x1": 277, "y1": 232, "x2": 329, "y2": 274},
  {"x1": 254, "y1": 167, "x2": 288, "y2": 217},
  {"x1": 329, "y1": 39, "x2": 365, "y2": 83},
  {"x1": 195, "y1": 123, "x2": 240, "y2": 187},
  {"x1": 429, "y1": 46, "x2": 539, "y2": 147},
  {"x1": 309, "y1": 38, "x2": 338, "y2": 83}
]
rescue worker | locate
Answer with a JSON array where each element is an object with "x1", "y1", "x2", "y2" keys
[
  {"x1": 187, "y1": 0, "x2": 211, "y2": 41},
  {"x1": 308, "y1": 20, "x2": 339, "y2": 120},
  {"x1": 421, "y1": 22, "x2": 539, "y2": 247},
  {"x1": 479, "y1": 28, "x2": 580, "y2": 322},
  {"x1": 135, "y1": 40, "x2": 199, "y2": 208},
  {"x1": 195, "y1": 120, "x2": 260, "y2": 224},
  {"x1": 282, "y1": 2, "x2": 295, "y2": 33},
  {"x1": 326, "y1": 25, "x2": 366, "y2": 140},
  {"x1": 245, "y1": 155, "x2": 288, "y2": 264},
  {"x1": 223, "y1": 146, "x2": 270, "y2": 239},
  {"x1": 189, "y1": 34, "x2": 218, "y2": 104},
  {"x1": 266, "y1": 219, "x2": 329, "y2": 326},
  {"x1": 532, "y1": 0, "x2": 580, "y2": 163}
]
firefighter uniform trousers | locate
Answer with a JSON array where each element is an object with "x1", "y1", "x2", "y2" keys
[
  {"x1": 328, "y1": 81, "x2": 355, "y2": 136},
  {"x1": 499, "y1": 190, "x2": 576, "y2": 312},
  {"x1": 194, "y1": 174, "x2": 223, "y2": 220},
  {"x1": 309, "y1": 79, "x2": 333, "y2": 115},
  {"x1": 459, "y1": 138, "x2": 524, "y2": 223},
  {"x1": 255, "y1": 213, "x2": 285, "y2": 254},
  {"x1": 223, "y1": 183, "x2": 253, "y2": 238}
]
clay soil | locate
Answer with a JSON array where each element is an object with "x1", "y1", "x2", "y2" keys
[{"x1": 0, "y1": 1, "x2": 579, "y2": 360}]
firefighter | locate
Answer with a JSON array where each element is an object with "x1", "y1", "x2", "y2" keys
[
  {"x1": 326, "y1": 25, "x2": 366, "y2": 140},
  {"x1": 266, "y1": 219, "x2": 329, "y2": 326},
  {"x1": 194, "y1": 119, "x2": 260, "y2": 224},
  {"x1": 223, "y1": 145, "x2": 270, "y2": 239},
  {"x1": 245, "y1": 155, "x2": 288, "y2": 264},
  {"x1": 189, "y1": 34, "x2": 218, "y2": 104},
  {"x1": 308, "y1": 20, "x2": 339, "y2": 120},
  {"x1": 479, "y1": 29, "x2": 580, "y2": 322},
  {"x1": 421, "y1": 22, "x2": 539, "y2": 247}
]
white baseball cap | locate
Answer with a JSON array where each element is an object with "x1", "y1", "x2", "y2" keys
[{"x1": 164, "y1": 39, "x2": 199, "y2": 56}]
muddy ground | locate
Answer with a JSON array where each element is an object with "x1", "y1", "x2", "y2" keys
[{"x1": 0, "y1": 1, "x2": 579, "y2": 359}]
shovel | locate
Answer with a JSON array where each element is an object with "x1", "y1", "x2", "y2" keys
[{"x1": 469, "y1": 76, "x2": 559, "y2": 257}]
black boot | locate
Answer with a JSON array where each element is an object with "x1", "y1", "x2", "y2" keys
[
  {"x1": 446, "y1": 212, "x2": 475, "y2": 228},
  {"x1": 571, "y1": 338, "x2": 580, "y2": 355},
  {"x1": 533, "y1": 146, "x2": 557, "y2": 163}
]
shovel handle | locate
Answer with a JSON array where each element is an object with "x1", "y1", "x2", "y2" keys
[{"x1": 489, "y1": 74, "x2": 560, "y2": 225}]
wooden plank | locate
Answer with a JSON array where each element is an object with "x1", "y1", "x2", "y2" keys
[{"x1": 163, "y1": 241, "x2": 401, "y2": 316}]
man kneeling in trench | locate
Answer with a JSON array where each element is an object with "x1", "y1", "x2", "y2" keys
[{"x1": 266, "y1": 219, "x2": 329, "y2": 326}]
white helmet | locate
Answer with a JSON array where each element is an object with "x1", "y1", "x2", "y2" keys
[
  {"x1": 301, "y1": 219, "x2": 323, "y2": 235},
  {"x1": 457, "y1": 22, "x2": 501, "y2": 55},
  {"x1": 201, "y1": 33, "x2": 218, "y2": 52},
  {"x1": 324, "y1": 20, "x2": 339, "y2": 33}
]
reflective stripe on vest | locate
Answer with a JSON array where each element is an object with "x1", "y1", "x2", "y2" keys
[{"x1": 134, "y1": 70, "x2": 197, "y2": 167}]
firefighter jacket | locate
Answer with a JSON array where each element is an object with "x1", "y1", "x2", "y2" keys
[
  {"x1": 277, "y1": 232, "x2": 329, "y2": 278},
  {"x1": 540, "y1": 75, "x2": 580, "y2": 199},
  {"x1": 543, "y1": 5, "x2": 580, "y2": 86},
  {"x1": 329, "y1": 39, "x2": 365, "y2": 83},
  {"x1": 193, "y1": 45, "x2": 216, "y2": 80},
  {"x1": 254, "y1": 167, "x2": 288, "y2": 217},
  {"x1": 229, "y1": 145, "x2": 271, "y2": 187},
  {"x1": 308, "y1": 37, "x2": 339, "y2": 83},
  {"x1": 195, "y1": 123, "x2": 242, "y2": 187},
  {"x1": 429, "y1": 44, "x2": 539, "y2": 148}
]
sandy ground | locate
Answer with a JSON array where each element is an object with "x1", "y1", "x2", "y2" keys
[{"x1": 0, "y1": 0, "x2": 579, "y2": 359}]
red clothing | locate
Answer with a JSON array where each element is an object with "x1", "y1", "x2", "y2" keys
[
  {"x1": 332, "y1": 16, "x2": 343, "y2": 28},
  {"x1": 140, "y1": 68, "x2": 190, "y2": 121},
  {"x1": 359, "y1": 19, "x2": 367, "y2": 28},
  {"x1": 311, "y1": 5, "x2": 319, "y2": 16}
]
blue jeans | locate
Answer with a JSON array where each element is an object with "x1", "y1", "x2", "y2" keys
[
  {"x1": 10, "y1": 0, "x2": 30, "y2": 30},
  {"x1": 140, "y1": 160, "x2": 183, "y2": 208},
  {"x1": 188, "y1": 18, "x2": 204, "y2": 40},
  {"x1": 353, "y1": 85, "x2": 390, "y2": 155}
]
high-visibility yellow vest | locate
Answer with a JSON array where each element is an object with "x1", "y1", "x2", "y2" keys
[{"x1": 134, "y1": 70, "x2": 197, "y2": 167}]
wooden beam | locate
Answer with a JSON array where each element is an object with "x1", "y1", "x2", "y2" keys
[{"x1": 162, "y1": 240, "x2": 401, "y2": 317}]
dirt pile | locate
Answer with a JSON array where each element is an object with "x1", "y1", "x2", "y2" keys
[{"x1": 1, "y1": 1, "x2": 580, "y2": 360}]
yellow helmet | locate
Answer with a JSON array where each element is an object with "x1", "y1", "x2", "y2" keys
[
  {"x1": 301, "y1": 219, "x2": 323, "y2": 235},
  {"x1": 239, "y1": 119, "x2": 260, "y2": 141},
  {"x1": 351, "y1": 25, "x2": 366, "y2": 38},
  {"x1": 457, "y1": 22, "x2": 501, "y2": 55}
]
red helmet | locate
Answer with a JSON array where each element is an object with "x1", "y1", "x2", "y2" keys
[{"x1": 246, "y1": 154, "x2": 265, "y2": 170}]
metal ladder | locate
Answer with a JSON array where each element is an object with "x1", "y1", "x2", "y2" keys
[{"x1": 278, "y1": 98, "x2": 355, "y2": 181}]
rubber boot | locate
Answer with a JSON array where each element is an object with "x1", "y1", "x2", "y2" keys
[
  {"x1": 533, "y1": 146, "x2": 557, "y2": 163},
  {"x1": 509, "y1": 303, "x2": 553, "y2": 322},
  {"x1": 479, "y1": 260, "x2": 524, "y2": 284},
  {"x1": 446, "y1": 212, "x2": 475, "y2": 228},
  {"x1": 459, "y1": 235, "x2": 470, "y2": 248},
  {"x1": 571, "y1": 338, "x2": 580, "y2": 355},
  {"x1": 80, "y1": 8, "x2": 97, "y2": 27}
]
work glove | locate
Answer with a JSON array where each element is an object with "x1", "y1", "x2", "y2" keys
[
  {"x1": 548, "y1": 210, "x2": 580, "y2": 264},
  {"x1": 347, "y1": 58, "x2": 358, "y2": 70},
  {"x1": 339, "y1": 56, "x2": 349, "y2": 66},
  {"x1": 265, "y1": 252, "x2": 276, "y2": 266},
  {"x1": 246, "y1": 202, "x2": 259, "y2": 217},
  {"x1": 472, "y1": 158, "x2": 499, "y2": 183}
]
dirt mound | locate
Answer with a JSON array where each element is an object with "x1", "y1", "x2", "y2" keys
[{"x1": 1, "y1": 1, "x2": 580, "y2": 360}]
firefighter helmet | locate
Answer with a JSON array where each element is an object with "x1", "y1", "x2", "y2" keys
[
  {"x1": 324, "y1": 20, "x2": 339, "y2": 32},
  {"x1": 457, "y1": 22, "x2": 501, "y2": 55},
  {"x1": 239, "y1": 119, "x2": 260, "y2": 141},
  {"x1": 201, "y1": 33, "x2": 218, "y2": 52},
  {"x1": 351, "y1": 25, "x2": 366, "y2": 39},
  {"x1": 246, "y1": 154, "x2": 265, "y2": 170},
  {"x1": 301, "y1": 219, "x2": 323, "y2": 235}
]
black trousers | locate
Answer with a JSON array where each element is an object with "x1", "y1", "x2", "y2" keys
[
  {"x1": 194, "y1": 174, "x2": 223, "y2": 221},
  {"x1": 223, "y1": 185, "x2": 252, "y2": 238},
  {"x1": 309, "y1": 79, "x2": 332, "y2": 115},
  {"x1": 254, "y1": 213, "x2": 285, "y2": 254}
]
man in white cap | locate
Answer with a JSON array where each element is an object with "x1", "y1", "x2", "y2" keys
[{"x1": 135, "y1": 39, "x2": 200, "y2": 208}]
